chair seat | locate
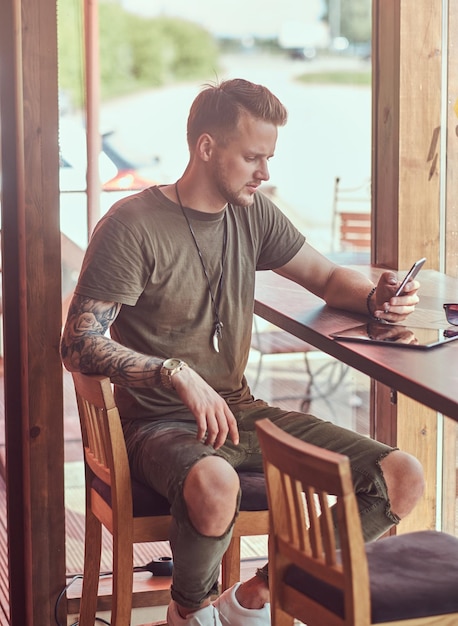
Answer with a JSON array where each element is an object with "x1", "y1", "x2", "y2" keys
[
  {"x1": 367, "y1": 530, "x2": 458, "y2": 622},
  {"x1": 283, "y1": 530, "x2": 458, "y2": 623},
  {"x1": 92, "y1": 471, "x2": 268, "y2": 517}
]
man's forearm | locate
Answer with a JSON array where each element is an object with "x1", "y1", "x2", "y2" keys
[
  {"x1": 60, "y1": 294, "x2": 165, "y2": 388},
  {"x1": 61, "y1": 333, "x2": 163, "y2": 388},
  {"x1": 322, "y1": 266, "x2": 375, "y2": 315}
]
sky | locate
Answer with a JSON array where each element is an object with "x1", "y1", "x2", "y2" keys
[{"x1": 120, "y1": 0, "x2": 326, "y2": 38}]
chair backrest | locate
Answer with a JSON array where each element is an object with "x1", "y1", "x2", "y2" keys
[
  {"x1": 255, "y1": 418, "x2": 371, "y2": 626},
  {"x1": 338, "y1": 211, "x2": 371, "y2": 251},
  {"x1": 71, "y1": 371, "x2": 134, "y2": 519},
  {"x1": 331, "y1": 176, "x2": 371, "y2": 253}
]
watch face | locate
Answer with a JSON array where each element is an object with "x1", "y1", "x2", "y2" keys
[{"x1": 164, "y1": 358, "x2": 181, "y2": 370}]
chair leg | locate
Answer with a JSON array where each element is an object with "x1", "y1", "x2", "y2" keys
[
  {"x1": 270, "y1": 567, "x2": 294, "y2": 626},
  {"x1": 271, "y1": 604, "x2": 295, "y2": 626},
  {"x1": 79, "y1": 508, "x2": 102, "y2": 626},
  {"x1": 221, "y1": 536, "x2": 240, "y2": 591},
  {"x1": 111, "y1": 526, "x2": 134, "y2": 626}
]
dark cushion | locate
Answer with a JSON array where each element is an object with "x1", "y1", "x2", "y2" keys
[
  {"x1": 283, "y1": 530, "x2": 458, "y2": 623},
  {"x1": 92, "y1": 470, "x2": 267, "y2": 518},
  {"x1": 237, "y1": 471, "x2": 268, "y2": 511},
  {"x1": 367, "y1": 530, "x2": 458, "y2": 622}
]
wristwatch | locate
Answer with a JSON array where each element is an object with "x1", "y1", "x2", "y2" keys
[{"x1": 160, "y1": 358, "x2": 188, "y2": 390}]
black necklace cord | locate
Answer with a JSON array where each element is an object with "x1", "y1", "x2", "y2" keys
[{"x1": 175, "y1": 182, "x2": 227, "y2": 351}]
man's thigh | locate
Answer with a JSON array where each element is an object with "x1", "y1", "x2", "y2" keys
[
  {"x1": 237, "y1": 404, "x2": 395, "y2": 492},
  {"x1": 122, "y1": 420, "x2": 218, "y2": 502}
]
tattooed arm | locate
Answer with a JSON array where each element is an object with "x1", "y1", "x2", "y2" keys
[
  {"x1": 60, "y1": 293, "x2": 240, "y2": 446},
  {"x1": 60, "y1": 294, "x2": 162, "y2": 388}
]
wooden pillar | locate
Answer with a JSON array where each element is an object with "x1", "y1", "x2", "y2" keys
[
  {"x1": 446, "y1": 0, "x2": 458, "y2": 272},
  {"x1": 372, "y1": 0, "x2": 443, "y2": 533},
  {"x1": 0, "y1": 0, "x2": 66, "y2": 623},
  {"x1": 372, "y1": 0, "x2": 442, "y2": 270},
  {"x1": 442, "y1": 0, "x2": 458, "y2": 535}
]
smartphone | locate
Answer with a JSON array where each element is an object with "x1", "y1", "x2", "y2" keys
[{"x1": 394, "y1": 257, "x2": 426, "y2": 296}]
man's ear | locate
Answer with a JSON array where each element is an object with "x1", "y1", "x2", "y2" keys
[{"x1": 196, "y1": 133, "x2": 215, "y2": 161}]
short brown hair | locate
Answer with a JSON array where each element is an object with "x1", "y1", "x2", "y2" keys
[{"x1": 187, "y1": 78, "x2": 288, "y2": 149}]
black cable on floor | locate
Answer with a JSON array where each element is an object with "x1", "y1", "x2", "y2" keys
[
  {"x1": 55, "y1": 574, "x2": 111, "y2": 626},
  {"x1": 56, "y1": 558, "x2": 172, "y2": 625}
]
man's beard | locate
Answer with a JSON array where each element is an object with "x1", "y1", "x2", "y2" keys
[{"x1": 212, "y1": 155, "x2": 255, "y2": 208}]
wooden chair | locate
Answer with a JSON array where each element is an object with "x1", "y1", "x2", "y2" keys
[
  {"x1": 71, "y1": 371, "x2": 269, "y2": 625},
  {"x1": 255, "y1": 418, "x2": 458, "y2": 626},
  {"x1": 250, "y1": 315, "x2": 348, "y2": 413},
  {"x1": 338, "y1": 211, "x2": 371, "y2": 251},
  {"x1": 331, "y1": 176, "x2": 371, "y2": 259}
]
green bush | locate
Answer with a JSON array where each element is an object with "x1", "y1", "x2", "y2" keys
[
  {"x1": 57, "y1": 0, "x2": 85, "y2": 108},
  {"x1": 155, "y1": 18, "x2": 220, "y2": 81},
  {"x1": 57, "y1": 0, "x2": 220, "y2": 107},
  {"x1": 126, "y1": 16, "x2": 169, "y2": 87}
]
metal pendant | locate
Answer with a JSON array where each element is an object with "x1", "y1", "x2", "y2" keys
[{"x1": 212, "y1": 322, "x2": 223, "y2": 353}]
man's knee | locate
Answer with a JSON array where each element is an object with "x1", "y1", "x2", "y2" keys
[
  {"x1": 183, "y1": 456, "x2": 240, "y2": 536},
  {"x1": 380, "y1": 450, "x2": 425, "y2": 519}
]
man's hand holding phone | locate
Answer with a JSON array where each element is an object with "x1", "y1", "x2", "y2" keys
[
  {"x1": 371, "y1": 258, "x2": 425, "y2": 323},
  {"x1": 394, "y1": 257, "x2": 426, "y2": 296}
]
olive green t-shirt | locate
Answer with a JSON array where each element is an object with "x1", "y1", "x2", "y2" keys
[{"x1": 75, "y1": 186, "x2": 305, "y2": 421}]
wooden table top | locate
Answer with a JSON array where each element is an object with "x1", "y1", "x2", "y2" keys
[{"x1": 254, "y1": 268, "x2": 458, "y2": 420}]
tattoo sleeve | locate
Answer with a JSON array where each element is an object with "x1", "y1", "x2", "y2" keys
[{"x1": 60, "y1": 295, "x2": 162, "y2": 388}]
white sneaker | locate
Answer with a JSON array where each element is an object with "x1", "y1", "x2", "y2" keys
[
  {"x1": 214, "y1": 583, "x2": 271, "y2": 626},
  {"x1": 167, "y1": 600, "x2": 223, "y2": 625}
]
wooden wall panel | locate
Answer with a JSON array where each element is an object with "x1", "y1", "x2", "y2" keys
[
  {"x1": 396, "y1": 396, "x2": 437, "y2": 532},
  {"x1": 446, "y1": 0, "x2": 458, "y2": 275},
  {"x1": 0, "y1": 0, "x2": 65, "y2": 624},
  {"x1": 397, "y1": 2, "x2": 442, "y2": 270},
  {"x1": 372, "y1": 0, "x2": 442, "y2": 270}
]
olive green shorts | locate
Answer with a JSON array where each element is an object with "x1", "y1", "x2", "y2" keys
[{"x1": 123, "y1": 402, "x2": 397, "y2": 608}]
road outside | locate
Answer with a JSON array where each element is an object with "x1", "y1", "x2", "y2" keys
[{"x1": 62, "y1": 52, "x2": 371, "y2": 253}]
